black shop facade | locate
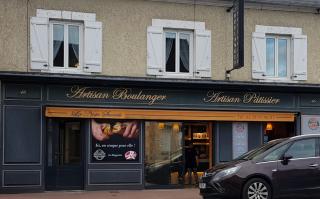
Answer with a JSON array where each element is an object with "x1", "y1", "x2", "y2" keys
[{"x1": 1, "y1": 72, "x2": 320, "y2": 193}]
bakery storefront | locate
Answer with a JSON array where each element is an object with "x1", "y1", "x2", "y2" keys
[{"x1": 2, "y1": 73, "x2": 314, "y2": 193}]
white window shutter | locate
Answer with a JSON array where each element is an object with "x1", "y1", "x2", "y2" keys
[
  {"x1": 292, "y1": 35, "x2": 307, "y2": 81},
  {"x1": 147, "y1": 26, "x2": 164, "y2": 76},
  {"x1": 30, "y1": 17, "x2": 49, "y2": 70},
  {"x1": 195, "y1": 29, "x2": 211, "y2": 78},
  {"x1": 84, "y1": 21, "x2": 102, "y2": 73},
  {"x1": 252, "y1": 32, "x2": 267, "y2": 79}
]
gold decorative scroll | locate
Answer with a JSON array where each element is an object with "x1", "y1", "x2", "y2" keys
[{"x1": 45, "y1": 107, "x2": 295, "y2": 122}]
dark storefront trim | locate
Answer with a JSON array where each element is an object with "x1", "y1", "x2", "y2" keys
[{"x1": 1, "y1": 72, "x2": 320, "y2": 193}]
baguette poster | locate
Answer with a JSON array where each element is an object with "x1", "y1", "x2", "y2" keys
[{"x1": 91, "y1": 119, "x2": 140, "y2": 162}]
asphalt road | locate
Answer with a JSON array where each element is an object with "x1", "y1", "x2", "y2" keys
[{"x1": 0, "y1": 188, "x2": 202, "y2": 199}]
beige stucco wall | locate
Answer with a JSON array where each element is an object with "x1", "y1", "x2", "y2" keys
[
  {"x1": 0, "y1": 0, "x2": 28, "y2": 72},
  {"x1": 0, "y1": 0, "x2": 319, "y2": 83}
]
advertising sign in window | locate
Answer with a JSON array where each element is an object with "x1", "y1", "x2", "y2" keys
[
  {"x1": 232, "y1": 122, "x2": 248, "y2": 159},
  {"x1": 91, "y1": 119, "x2": 140, "y2": 163},
  {"x1": 301, "y1": 115, "x2": 320, "y2": 135}
]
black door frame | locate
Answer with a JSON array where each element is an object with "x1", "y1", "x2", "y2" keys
[{"x1": 45, "y1": 118, "x2": 86, "y2": 190}]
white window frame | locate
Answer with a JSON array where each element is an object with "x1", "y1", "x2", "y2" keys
[
  {"x1": 30, "y1": 9, "x2": 102, "y2": 74},
  {"x1": 253, "y1": 25, "x2": 307, "y2": 82},
  {"x1": 147, "y1": 19, "x2": 211, "y2": 79},
  {"x1": 49, "y1": 20, "x2": 84, "y2": 73},
  {"x1": 163, "y1": 29, "x2": 194, "y2": 78},
  {"x1": 265, "y1": 35, "x2": 291, "y2": 80}
]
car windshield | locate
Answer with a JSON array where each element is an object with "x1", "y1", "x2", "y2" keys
[{"x1": 235, "y1": 138, "x2": 288, "y2": 161}]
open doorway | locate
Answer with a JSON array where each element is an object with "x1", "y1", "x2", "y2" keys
[
  {"x1": 181, "y1": 123, "x2": 211, "y2": 186},
  {"x1": 263, "y1": 122, "x2": 295, "y2": 143}
]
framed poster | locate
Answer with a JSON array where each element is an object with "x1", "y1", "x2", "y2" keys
[
  {"x1": 232, "y1": 122, "x2": 248, "y2": 159},
  {"x1": 301, "y1": 115, "x2": 320, "y2": 135},
  {"x1": 91, "y1": 119, "x2": 140, "y2": 163}
]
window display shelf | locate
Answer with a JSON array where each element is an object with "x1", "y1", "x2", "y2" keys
[
  {"x1": 193, "y1": 138, "x2": 209, "y2": 140},
  {"x1": 198, "y1": 159, "x2": 209, "y2": 163},
  {"x1": 193, "y1": 142, "x2": 210, "y2": 145}
]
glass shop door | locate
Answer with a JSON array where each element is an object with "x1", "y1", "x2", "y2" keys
[
  {"x1": 46, "y1": 119, "x2": 84, "y2": 190},
  {"x1": 145, "y1": 122, "x2": 184, "y2": 188}
]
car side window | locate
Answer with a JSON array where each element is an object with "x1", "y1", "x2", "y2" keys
[
  {"x1": 263, "y1": 144, "x2": 289, "y2": 162},
  {"x1": 285, "y1": 139, "x2": 316, "y2": 159}
]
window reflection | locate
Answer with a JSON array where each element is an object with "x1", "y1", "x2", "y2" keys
[
  {"x1": 53, "y1": 24, "x2": 64, "y2": 67},
  {"x1": 278, "y1": 39, "x2": 287, "y2": 77},
  {"x1": 60, "y1": 122, "x2": 81, "y2": 165},
  {"x1": 68, "y1": 25, "x2": 80, "y2": 68},
  {"x1": 179, "y1": 33, "x2": 190, "y2": 73},
  {"x1": 165, "y1": 32, "x2": 176, "y2": 72},
  {"x1": 145, "y1": 122, "x2": 183, "y2": 186},
  {"x1": 266, "y1": 38, "x2": 275, "y2": 76}
]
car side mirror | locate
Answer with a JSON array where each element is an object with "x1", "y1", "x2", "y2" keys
[{"x1": 281, "y1": 154, "x2": 293, "y2": 165}]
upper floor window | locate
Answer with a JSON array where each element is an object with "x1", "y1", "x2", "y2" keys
[
  {"x1": 165, "y1": 30, "x2": 193, "y2": 75},
  {"x1": 252, "y1": 25, "x2": 307, "y2": 81},
  {"x1": 147, "y1": 19, "x2": 211, "y2": 79},
  {"x1": 30, "y1": 9, "x2": 102, "y2": 74},
  {"x1": 266, "y1": 36, "x2": 290, "y2": 78},
  {"x1": 51, "y1": 21, "x2": 83, "y2": 69}
]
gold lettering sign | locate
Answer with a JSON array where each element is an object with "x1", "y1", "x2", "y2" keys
[
  {"x1": 204, "y1": 91, "x2": 280, "y2": 104},
  {"x1": 66, "y1": 86, "x2": 167, "y2": 105}
]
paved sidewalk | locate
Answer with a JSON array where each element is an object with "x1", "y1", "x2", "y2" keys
[{"x1": 0, "y1": 188, "x2": 201, "y2": 199}]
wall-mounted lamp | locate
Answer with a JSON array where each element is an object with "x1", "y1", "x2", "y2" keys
[
  {"x1": 158, "y1": 122, "x2": 165, "y2": 129},
  {"x1": 172, "y1": 123, "x2": 180, "y2": 131},
  {"x1": 266, "y1": 123, "x2": 273, "y2": 131}
]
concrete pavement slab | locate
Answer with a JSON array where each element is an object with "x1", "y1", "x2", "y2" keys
[{"x1": 0, "y1": 188, "x2": 202, "y2": 199}]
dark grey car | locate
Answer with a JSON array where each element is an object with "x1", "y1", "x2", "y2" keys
[{"x1": 199, "y1": 134, "x2": 320, "y2": 199}]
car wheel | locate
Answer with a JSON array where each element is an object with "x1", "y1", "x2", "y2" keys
[{"x1": 242, "y1": 178, "x2": 272, "y2": 199}]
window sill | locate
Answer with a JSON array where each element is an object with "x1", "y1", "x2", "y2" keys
[
  {"x1": 156, "y1": 73, "x2": 199, "y2": 79},
  {"x1": 257, "y1": 78, "x2": 300, "y2": 83},
  {"x1": 41, "y1": 68, "x2": 91, "y2": 75}
]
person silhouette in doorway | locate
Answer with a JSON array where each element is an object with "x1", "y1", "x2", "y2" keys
[{"x1": 182, "y1": 142, "x2": 199, "y2": 186}]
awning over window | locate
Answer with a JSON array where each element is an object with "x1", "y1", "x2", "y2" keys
[{"x1": 45, "y1": 107, "x2": 295, "y2": 122}]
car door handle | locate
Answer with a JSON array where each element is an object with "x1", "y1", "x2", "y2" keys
[{"x1": 309, "y1": 164, "x2": 319, "y2": 168}]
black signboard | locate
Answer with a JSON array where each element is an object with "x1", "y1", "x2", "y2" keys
[
  {"x1": 233, "y1": 0, "x2": 244, "y2": 69},
  {"x1": 47, "y1": 85, "x2": 296, "y2": 109},
  {"x1": 91, "y1": 119, "x2": 140, "y2": 163}
]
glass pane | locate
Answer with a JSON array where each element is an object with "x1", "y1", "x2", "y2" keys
[
  {"x1": 285, "y1": 139, "x2": 316, "y2": 159},
  {"x1": 278, "y1": 39, "x2": 287, "y2": 77},
  {"x1": 53, "y1": 24, "x2": 64, "y2": 67},
  {"x1": 266, "y1": 38, "x2": 275, "y2": 76},
  {"x1": 165, "y1": 32, "x2": 176, "y2": 72},
  {"x1": 59, "y1": 122, "x2": 81, "y2": 165},
  {"x1": 145, "y1": 122, "x2": 183, "y2": 186},
  {"x1": 263, "y1": 144, "x2": 288, "y2": 162},
  {"x1": 68, "y1": 25, "x2": 80, "y2": 68},
  {"x1": 179, "y1": 33, "x2": 190, "y2": 73}
]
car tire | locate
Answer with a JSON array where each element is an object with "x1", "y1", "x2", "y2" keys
[{"x1": 242, "y1": 178, "x2": 272, "y2": 199}]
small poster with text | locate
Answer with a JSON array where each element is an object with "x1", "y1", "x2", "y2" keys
[{"x1": 232, "y1": 122, "x2": 248, "y2": 159}]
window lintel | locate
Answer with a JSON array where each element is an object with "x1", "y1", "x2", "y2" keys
[
  {"x1": 36, "y1": 9, "x2": 96, "y2": 22},
  {"x1": 255, "y1": 25, "x2": 302, "y2": 35},
  {"x1": 152, "y1": 19, "x2": 205, "y2": 30}
]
